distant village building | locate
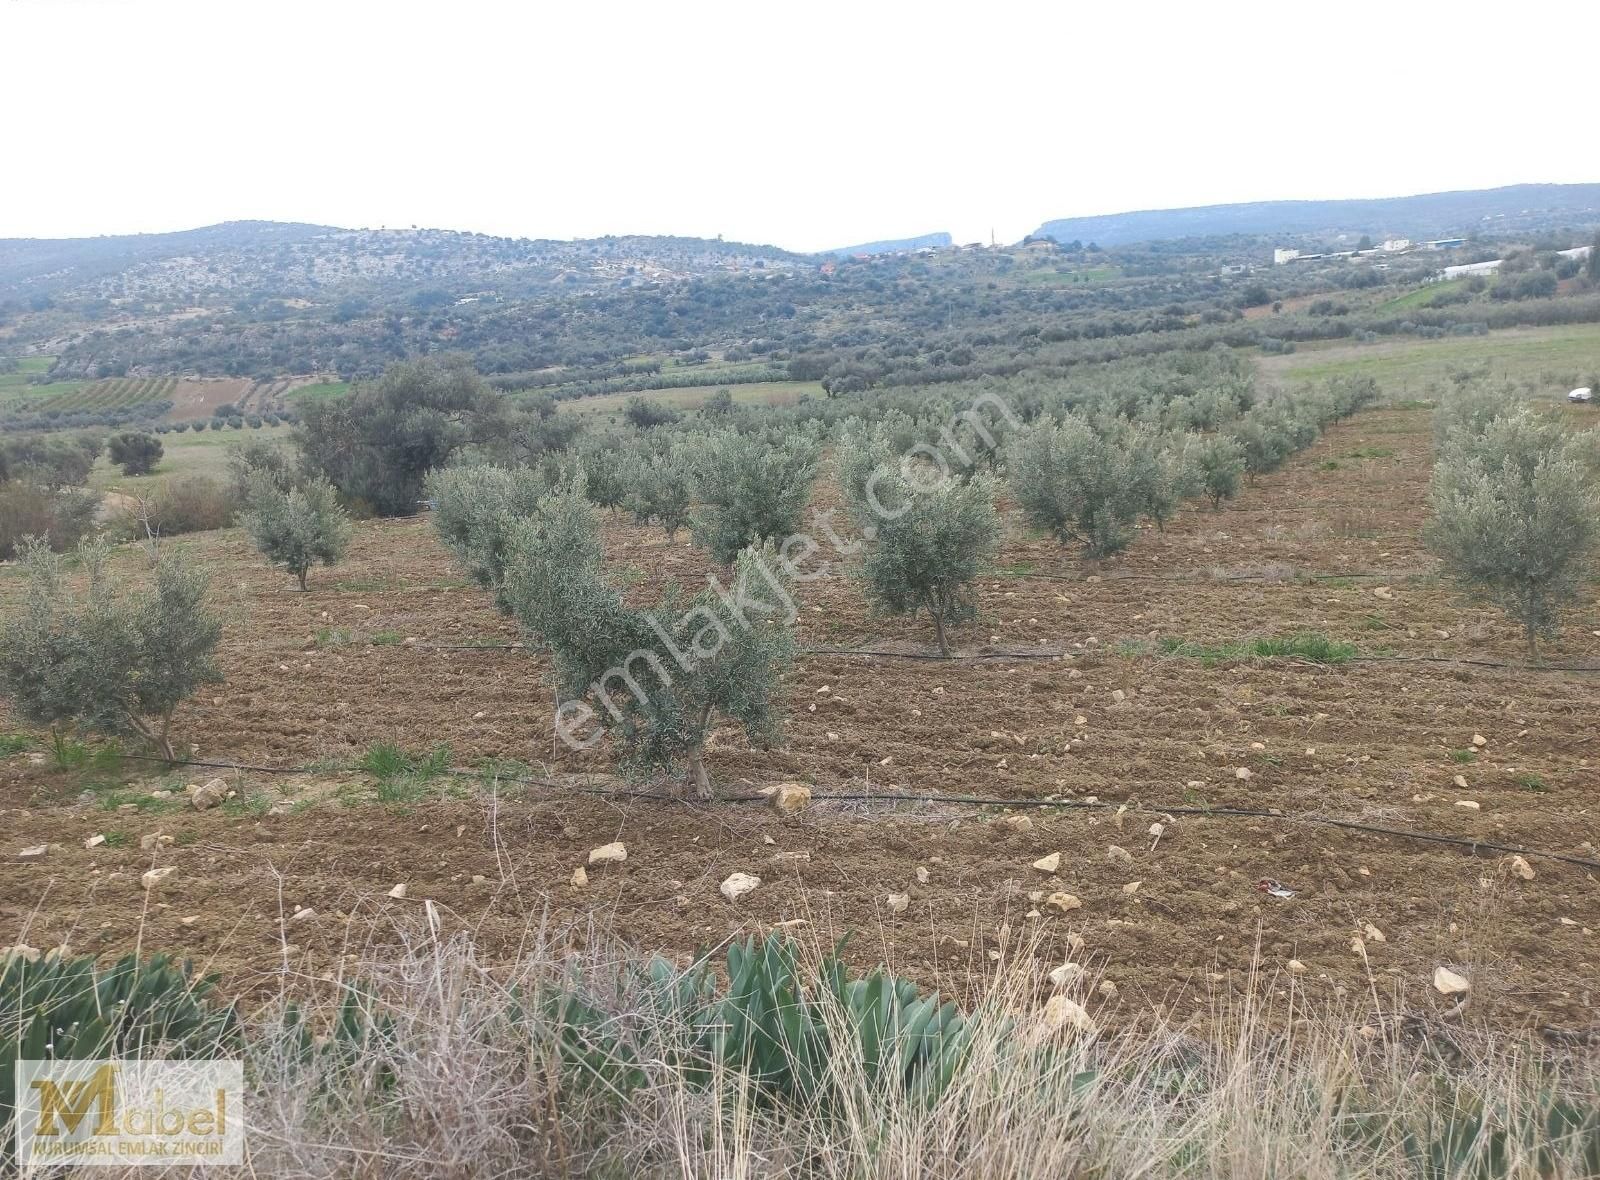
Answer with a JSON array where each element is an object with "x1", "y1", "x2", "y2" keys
[
  {"x1": 1380, "y1": 238, "x2": 1411, "y2": 253},
  {"x1": 1440, "y1": 258, "x2": 1502, "y2": 279},
  {"x1": 1272, "y1": 248, "x2": 1301, "y2": 266}
]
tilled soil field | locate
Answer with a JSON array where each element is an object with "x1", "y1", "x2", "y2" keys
[{"x1": 2, "y1": 406, "x2": 1597, "y2": 1034}]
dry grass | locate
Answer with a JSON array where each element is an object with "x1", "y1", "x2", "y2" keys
[{"x1": 66, "y1": 923, "x2": 1592, "y2": 1178}]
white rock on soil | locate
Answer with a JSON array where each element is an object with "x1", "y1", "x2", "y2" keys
[
  {"x1": 1048, "y1": 963, "x2": 1084, "y2": 988},
  {"x1": 1508, "y1": 855, "x2": 1535, "y2": 881},
  {"x1": 1433, "y1": 967, "x2": 1470, "y2": 995},
  {"x1": 571, "y1": 866, "x2": 588, "y2": 887},
  {"x1": 771, "y1": 783, "x2": 812, "y2": 815},
  {"x1": 1107, "y1": 845, "x2": 1133, "y2": 865},
  {"x1": 190, "y1": 778, "x2": 228, "y2": 811},
  {"x1": 84, "y1": 834, "x2": 106, "y2": 849},
  {"x1": 720, "y1": 872, "x2": 761, "y2": 902},
  {"x1": 1454, "y1": 800, "x2": 1481, "y2": 810},
  {"x1": 1288, "y1": 959, "x2": 1308, "y2": 975},
  {"x1": 387, "y1": 883, "x2": 408, "y2": 899},
  {"x1": 1039, "y1": 994, "x2": 1094, "y2": 1033},
  {"x1": 885, "y1": 893, "x2": 910, "y2": 915},
  {"x1": 17, "y1": 845, "x2": 48, "y2": 861},
  {"x1": 1471, "y1": 734, "x2": 1487, "y2": 747},
  {"x1": 588, "y1": 842, "x2": 627, "y2": 865},
  {"x1": 1046, "y1": 892, "x2": 1083, "y2": 913},
  {"x1": 1032, "y1": 852, "x2": 1061, "y2": 873},
  {"x1": 140, "y1": 866, "x2": 177, "y2": 890},
  {"x1": 999, "y1": 815, "x2": 1034, "y2": 834},
  {"x1": 1363, "y1": 923, "x2": 1387, "y2": 943}
]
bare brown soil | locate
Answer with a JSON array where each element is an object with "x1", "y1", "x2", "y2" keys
[
  {"x1": 168, "y1": 378, "x2": 256, "y2": 420},
  {"x1": 2, "y1": 407, "x2": 1597, "y2": 1034}
]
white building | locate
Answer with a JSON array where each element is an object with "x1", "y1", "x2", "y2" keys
[
  {"x1": 1380, "y1": 238, "x2": 1411, "y2": 253},
  {"x1": 1272, "y1": 248, "x2": 1301, "y2": 266}
]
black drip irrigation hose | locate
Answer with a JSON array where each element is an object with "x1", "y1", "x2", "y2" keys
[{"x1": 114, "y1": 752, "x2": 1600, "y2": 872}]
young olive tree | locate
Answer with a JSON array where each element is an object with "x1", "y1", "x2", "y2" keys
[
  {"x1": 498, "y1": 483, "x2": 796, "y2": 797},
  {"x1": 240, "y1": 472, "x2": 352, "y2": 590},
  {"x1": 426, "y1": 464, "x2": 549, "y2": 610},
  {"x1": 0, "y1": 537, "x2": 221, "y2": 760},
  {"x1": 1006, "y1": 414, "x2": 1142, "y2": 557},
  {"x1": 1128, "y1": 428, "x2": 1200, "y2": 532},
  {"x1": 1193, "y1": 434, "x2": 1245, "y2": 509},
  {"x1": 1424, "y1": 407, "x2": 1598, "y2": 661},
  {"x1": 621, "y1": 439, "x2": 694, "y2": 538},
  {"x1": 839, "y1": 428, "x2": 999, "y2": 656},
  {"x1": 689, "y1": 428, "x2": 820, "y2": 564}
]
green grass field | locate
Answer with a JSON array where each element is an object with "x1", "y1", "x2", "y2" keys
[
  {"x1": 1259, "y1": 322, "x2": 1600, "y2": 397},
  {"x1": 89, "y1": 424, "x2": 295, "y2": 494},
  {"x1": 557, "y1": 380, "x2": 823, "y2": 416},
  {"x1": 285, "y1": 380, "x2": 351, "y2": 403},
  {"x1": 1372, "y1": 277, "x2": 1496, "y2": 313},
  {"x1": 0, "y1": 355, "x2": 85, "y2": 406}
]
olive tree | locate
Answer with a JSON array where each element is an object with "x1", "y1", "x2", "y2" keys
[
  {"x1": 1193, "y1": 434, "x2": 1245, "y2": 509},
  {"x1": 1424, "y1": 407, "x2": 1598, "y2": 661},
  {"x1": 108, "y1": 431, "x2": 163, "y2": 476},
  {"x1": 839, "y1": 428, "x2": 999, "y2": 656},
  {"x1": 689, "y1": 428, "x2": 820, "y2": 564},
  {"x1": 426, "y1": 463, "x2": 549, "y2": 610},
  {"x1": 0, "y1": 537, "x2": 221, "y2": 760},
  {"x1": 1006, "y1": 414, "x2": 1143, "y2": 557},
  {"x1": 240, "y1": 472, "x2": 352, "y2": 590},
  {"x1": 436, "y1": 476, "x2": 797, "y2": 797},
  {"x1": 621, "y1": 439, "x2": 694, "y2": 538}
]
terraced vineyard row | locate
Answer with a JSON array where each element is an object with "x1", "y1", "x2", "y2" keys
[{"x1": 38, "y1": 375, "x2": 178, "y2": 412}]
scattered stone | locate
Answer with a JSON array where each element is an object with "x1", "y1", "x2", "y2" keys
[
  {"x1": 1508, "y1": 855, "x2": 1535, "y2": 881},
  {"x1": 720, "y1": 872, "x2": 761, "y2": 902},
  {"x1": 17, "y1": 845, "x2": 48, "y2": 862},
  {"x1": 1107, "y1": 845, "x2": 1133, "y2": 866},
  {"x1": 289, "y1": 908, "x2": 317, "y2": 924},
  {"x1": 1111, "y1": 689, "x2": 1126, "y2": 703},
  {"x1": 1372, "y1": 586, "x2": 1393, "y2": 600},
  {"x1": 1122, "y1": 881, "x2": 1142, "y2": 895},
  {"x1": 1454, "y1": 800, "x2": 1481, "y2": 811},
  {"x1": 571, "y1": 866, "x2": 588, "y2": 887},
  {"x1": 139, "y1": 833, "x2": 174, "y2": 853},
  {"x1": 1097, "y1": 980, "x2": 1118, "y2": 999},
  {"x1": 190, "y1": 778, "x2": 228, "y2": 811},
  {"x1": 915, "y1": 866, "x2": 929, "y2": 885},
  {"x1": 1039, "y1": 994, "x2": 1093, "y2": 1033},
  {"x1": 588, "y1": 842, "x2": 627, "y2": 865},
  {"x1": 771, "y1": 783, "x2": 811, "y2": 815},
  {"x1": 84, "y1": 834, "x2": 106, "y2": 850},
  {"x1": 140, "y1": 866, "x2": 177, "y2": 890},
  {"x1": 1471, "y1": 734, "x2": 1487, "y2": 748},
  {"x1": 1453, "y1": 774, "x2": 1469, "y2": 789},
  {"x1": 1032, "y1": 852, "x2": 1061, "y2": 873},
  {"x1": 1363, "y1": 923, "x2": 1387, "y2": 944},
  {"x1": 387, "y1": 883, "x2": 408, "y2": 899},
  {"x1": 1048, "y1": 963, "x2": 1084, "y2": 988},
  {"x1": 998, "y1": 815, "x2": 1034, "y2": 835},
  {"x1": 885, "y1": 892, "x2": 910, "y2": 915},
  {"x1": 1067, "y1": 933, "x2": 1086, "y2": 952},
  {"x1": 1235, "y1": 767, "x2": 1253, "y2": 781},
  {"x1": 179, "y1": 916, "x2": 198, "y2": 927},
  {"x1": 1433, "y1": 967, "x2": 1470, "y2": 995},
  {"x1": 1046, "y1": 892, "x2": 1083, "y2": 913},
  {"x1": 1287, "y1": 959, "x2": 1308, "y2": 975},
  {"x1": 4, "y1": 944, "x2": 41, "y2": 964}
]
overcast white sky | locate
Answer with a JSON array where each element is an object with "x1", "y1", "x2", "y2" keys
[{"x1": 4, "y1": 0, "x2": 1596, "y2": 252}]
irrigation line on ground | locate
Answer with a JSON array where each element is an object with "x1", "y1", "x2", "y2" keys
[{"x1": 113, "y1": 752, "x2": 1600, "y2": 871}]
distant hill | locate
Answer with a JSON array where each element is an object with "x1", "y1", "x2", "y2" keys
[
  {"x1": 1033, "y1": 184, "x2": 1600, "y2": 248},
  {"x1": 0, "y1": 222, "x2": 806, "y2": 304},
  {"x1": 826, "y1": 232, "x2": 952, "y2": 256}
]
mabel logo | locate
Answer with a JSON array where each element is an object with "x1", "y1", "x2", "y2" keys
[{"x1": 15, "y1": 1059, "x2": 243, "y2": 1167}]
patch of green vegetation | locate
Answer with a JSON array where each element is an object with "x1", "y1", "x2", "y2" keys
[
  {"x1": 1344, "y1": 446, "x2": 1395, "y2": 460},
  {"x1": 996, "y1": 561, "x2": 1037, "y2": 577},
  {"x1": 1449, "y1": 749, "x2": 1478, "y2": 764},
  {"x1": 1262, "y1": 322, "x2": 1600, "y2": 390},
  {"x1": 102, "y1": 830, "x2": 130, "y2": 849},
  {"x1": 0, "y1": 734, "x2": 31, "y2": 756},
  {"x1": 1510, "y1": 772, "x2": 1549, "y2": 793},
  {"x1": 222, "y1": 791, "x2": 274, "y2": 818},
  {"x1": 286, "y1": 380, "x2": 351, "y2": 403},
  {"x1": 358, "y1": 742, "x2": 451, "y2": 782},
  {"x1": 315, "y1": 627, "x2": 355, "y2": 648},
  {"x1": 1319, "y1": 460, "x2": 1341, "y2": 471},
  {"x1": 1157, "y1": 632, "x2": 1357, "y2": 667},
  {"x1": 369, "y1": 630, "x2": 405, "y2": 646}
]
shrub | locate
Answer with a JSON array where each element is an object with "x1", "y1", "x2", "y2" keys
[
  {"x1": 108, "y1": 430, "x2": 163, "y2": 476},
  {"x1": 226, "y1": 436, "x2": 298, "y2": 503},
  {"x1": 241, "y1": 473, "x2": 353, "y2": 591},
  {"x1": 298, "y1": 356, "x2": 510, "y2": 516},
  {"x1": 689, "y1": 429, "x2": 820, "y2": 564},
  {"x1": 0, "y1": 538, "x2": 221, "y2": 760},
  {"x1": 622, "y1": 396, "x2": 681, "y2": 429},
  {"x1": 1424, "y1": 406, "x2": 1598, "y2": 661},
  {"x1": 839, "y1": 428, "x2": 999, "y2": 655},
  {"x1": 2, "y1": 434, "x2": 101, "y2": 487},
  {"x1": 498, "y1": 483, "x2": 795, "y2": 796},
  {"x1": 1193, "y1": 434, "x2": 1245, "y2": 509},
  {"x1": 0, "y1": 486, "x2": 99, "y2": 560},
  {"x1": 107, "y1": 475, "x2": 235, "y2": 541}
]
